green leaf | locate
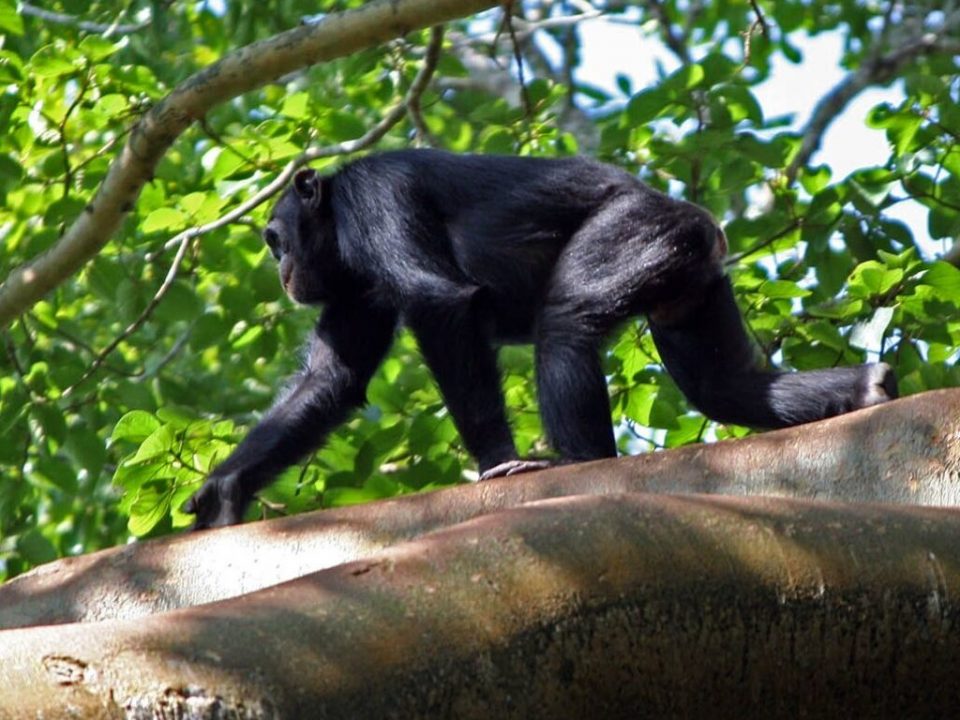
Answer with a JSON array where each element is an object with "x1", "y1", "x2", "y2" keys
[
  {"x1": 128, "y1": 484, "x2": 172, "y2": 536},
  {"x1": 320, "y1": 111, "x2": 367, "y2": 142},
  {"x1": 208, "y1": 149, "x2": 246, "y2": 180},
  {"x1": 849, "y1": 174, "x2": 893, "y2": 208},
  {"x1": 699, "y1": 53, "x2": 737, "y2": 86},
  {"x1": 78, "y1": 36, "x2": 122, "y2": 62},
  {"x1": 525, "y1": 78, "x2": 553, "y2": 107},
  {"x1": 231, "y1": 324, "x2": 264, "y2": 349},
  {"x1": 714, "y1": 85, "x2": 762, "y2": 125},
  {"x1": 624, "y1": 383, "x2": 656, "y2": 425},
  {"x1": 666, "y1": 63, "x2": 704, "y2": 91},
  {"x1": 33, "y1": 404, "x2": 67, "y2": 444},
  {"x1": 130, "y1": 425, "x2": 176, "y2": 464},
  {"x1": 190, "y1": 311, "x2": 229, "y2": 350},
  {"x1": 0, "y1": 0, "x2": 23, "y2": 36},
  {"x1": 16, "y1": 530, "x2": 57, "y2": 565},
  {"x1": 809, "y1": 298, "x2": 865, "y2": 320},
  {"x1": 181, "y1": 192, "x2": 225, "y2": 222},
  {"x1": 259, "y1": 136, "x2": 301, "y2": 162},
  {"x1": 156, "y1": 406, "x2": 198, "y2": 428},
  {"x1": 780, "y1": 38, "x2": 802, "y2": 63},
  {"x1": 112, "y1": 411, "x2": 162, "y2": 443},
  {"x1": 626, "y1": 88, "x2": 668, "y2": 125},
  {"x1": 142, "y1": 207, "x2": 186, "y2": 233},
  {"x1": 64, "y1": 424, "x2": 107, "y2": 477},
  {"x1": 0, "y1": 49, "x2": 24, "y2": 82},
  {"x1": 923, "y1": 262, "x2": 960, "y2": 301},
  {"x1": 324, "y1": 486, "x2": 383, "y2": 508},
  {"x1": 928, "y1": 208, "x2": 960, "y2": 240},
  {"x1": 0, "y1": 153, "x2": 23, "y2": 188},
  {"x1": 479, "y1": 128, "x2": 514, "y2": 154},
  {"x1": 92, "y1": 93, "x2": 130, "y2": 118},
  {"x1": 759, "y1": 280, "x2": 811, "y2": 299},
  {"x1": 154, "y1": 281, "x2": 203, "y2": 323},
  {"x1": 29, "y1": 45, "x2": 78, "y2": 78},
  {"x1": 849, "y1": 262, "x2": 903, "y2": 297}
]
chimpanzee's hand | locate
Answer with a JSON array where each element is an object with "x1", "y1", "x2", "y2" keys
[{"x1": 184, "y1": 471, "x2": 248, "y2": 530}]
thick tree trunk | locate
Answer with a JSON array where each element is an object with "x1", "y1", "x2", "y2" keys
[
  {"x1": 2, "y1": 389, "x2": 958, "y2": 630},
  {"x1": 2, "y1": 494, "x2": 960, "y2": 718}
]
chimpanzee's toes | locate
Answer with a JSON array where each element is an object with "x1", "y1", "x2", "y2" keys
[{"x1": 479, "y1": 459, "x2": 552, "y2": 481}]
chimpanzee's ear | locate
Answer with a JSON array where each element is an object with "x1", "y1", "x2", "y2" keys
[{"x1": 293, "y1": 168, "x2": 322, "y2": 209}]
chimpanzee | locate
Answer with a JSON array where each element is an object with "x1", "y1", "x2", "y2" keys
[{"x1": 185, "y1": 150, "x2": 897, "y2": 528}]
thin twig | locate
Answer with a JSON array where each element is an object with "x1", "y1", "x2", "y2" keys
[
  {"x1": 61, "y1": 232, "x2": 193, "y2": 398},
  {"x1": 57, "y1": 73, "x2": 91, "y2": 199},
  {"x1": 467, "y1": 9, "x2": 602, "y2": 44},
  {"x1": 726, "y1": 219, "x2": 803, "y2": 265},
  {"x1": 501, "y1": 2, "x2": 533, "y2": 118},
  {"x1": 407, "y1": 27, "x2": 444, "y2": 145},
  {"x1": 643, "y1": 0, "x2": 690, "y2": 64},
  {"x1": 739, "y1": 0, "x2": 769, "y2": 70},
  {"x1": 199, "y1": 117, "x2": 264, "y2": 171},
  {"x1": 2, "y1": 331, "x2": 25, "y2": 377},
  {"x1": 132, "y1": 325, "x2": 193, "y2": 382},
  {"x1": 747, "y1": 0, "x2": 769, "y2": 37},
  {"x1": 20, "y1": 2, "x2": 151, "y2": 35}
]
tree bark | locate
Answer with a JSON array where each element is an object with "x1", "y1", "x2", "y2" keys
[
  {"x1": 2, "y1": 493, "x2": 959, "y2": 719},
  {"x1": 2, "y1": 388, "x2": 958, "y2": 630}
]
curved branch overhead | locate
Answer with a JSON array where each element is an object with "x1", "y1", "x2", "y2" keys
[
  {"x1": 0, "y1": 0, "x2": 496, "y2": 329},
  {"x1": 784, "y1": 21, "x2": 960, "y2": 185}
]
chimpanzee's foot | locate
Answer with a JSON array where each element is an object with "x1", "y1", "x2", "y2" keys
[
  {"x1": 479, "y1": 459, "x2": 552, "y2": 481},
  {"x1": 858, "y1": 362, "x2": 899, "y2": 408}
]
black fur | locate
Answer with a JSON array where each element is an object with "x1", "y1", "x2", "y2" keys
[{"x1": 185, "y1": 149, "x2": 897, "y2": 528}]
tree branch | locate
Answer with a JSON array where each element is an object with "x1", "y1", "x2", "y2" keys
[
  {"x1": 785, "y1": 29, "x2": 960, "y2": 185},
  {"x1": 642, "y1": 0, "x2": 691, "y2": 64},
  {"x1": 20, "y1": 2, "x2": 151, "y2": 35},
  {"x1": 0, "y1": 0, "x2": 496, "y2": 330},
  {"x1": 59, "y1": 232, "x2": 193, "y2": 399},
  {"x1": 3, "y1": 388, "x2": 958, "y2": 629},
  {"x1": 4, "y1": 490, "x2": 960, "y2": 716},
  {"x1": 407, "y1": 27, "x2": 445, "y2": 145}
]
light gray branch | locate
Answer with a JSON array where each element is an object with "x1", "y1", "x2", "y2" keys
[
  {"x1": 20, "y1": 2, "x2": 150, "y2": 35},
  {"x1": 786, "y1": 29, "x2": 960, "y2": 185}
]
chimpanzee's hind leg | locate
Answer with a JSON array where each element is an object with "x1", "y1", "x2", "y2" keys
[
  {"x1": 650, "y1": 276, "x2": 897, "y2": 428},
  {"x1": 532, "y1": 193, "x2": 727, "y2": 462},
  {"x1": 533, "y1": 189, "x2": 897, "y2": 465}
]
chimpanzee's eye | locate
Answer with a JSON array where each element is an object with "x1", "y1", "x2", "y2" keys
[{"x1": 263, "y1": 227, "x2": 282, "y2": 260}]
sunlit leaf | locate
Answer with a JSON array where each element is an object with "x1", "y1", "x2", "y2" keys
[{"x1": 143, "y1": 207, "x2": 186, "y2": 233}]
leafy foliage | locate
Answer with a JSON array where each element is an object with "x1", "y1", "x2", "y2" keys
[{"x1": 1, "y1": 0, "x2": 958, "y2": 579}]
